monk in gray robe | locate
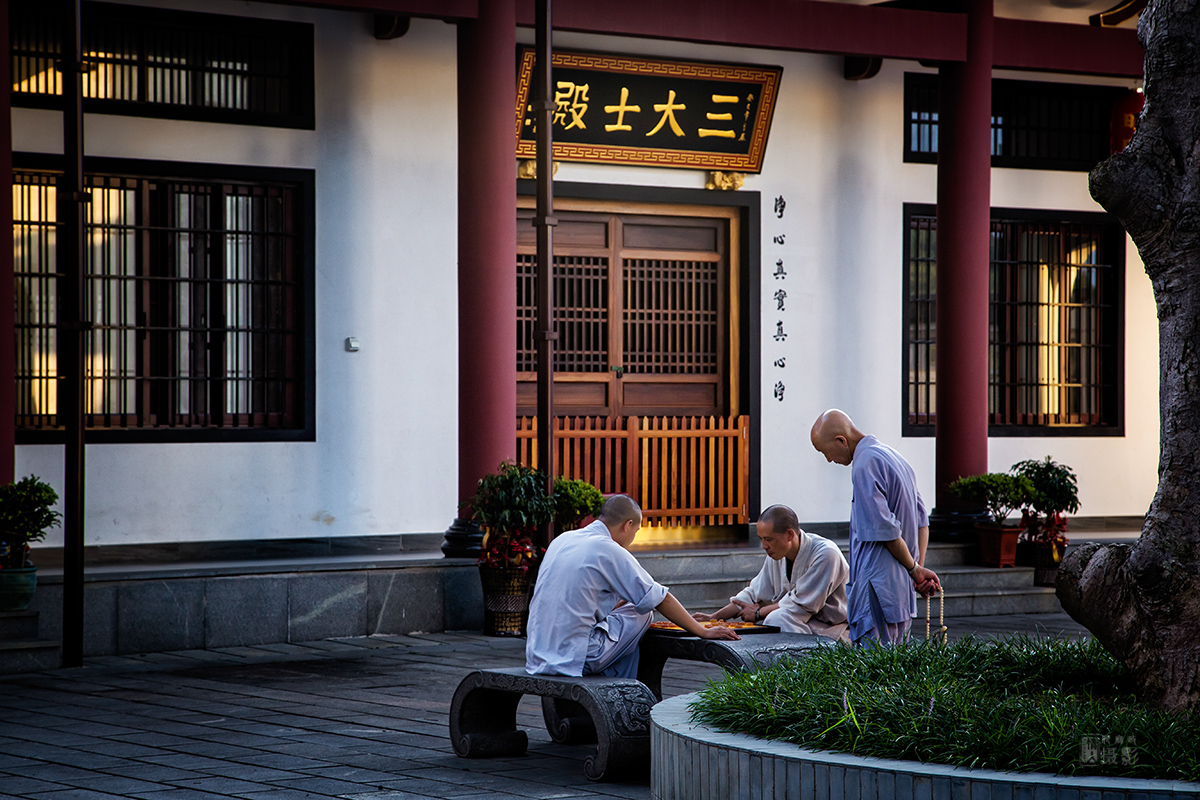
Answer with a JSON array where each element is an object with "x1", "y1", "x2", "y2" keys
[{"x1": 694, "y1": 504, "x2": 851, "y2": 643}]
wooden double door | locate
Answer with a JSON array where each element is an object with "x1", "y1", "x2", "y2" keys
[{"x1": 516, "y1": 199, "x2": 740, "y2": 420}]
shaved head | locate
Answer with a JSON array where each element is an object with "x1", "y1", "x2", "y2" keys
[
  {"x1": 758, "y1": 504, "x2": 799, "y2": 535},
  {"x1": 598, "y1": 494, "x2": 642, "y2": 526},
  {"x1": 810, "y1": 409, "x2": 865, "y2": 466}
]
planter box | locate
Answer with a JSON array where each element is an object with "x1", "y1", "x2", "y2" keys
[{"x1": 976, "y1": 524, "x2": 1022, "y2": 568}]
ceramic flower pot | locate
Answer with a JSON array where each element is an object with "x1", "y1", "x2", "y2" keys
[
  {"x1": 974, "y1": 523, "x2": 1023, "y2": 568},
  {"x1": 0, "y1": 566, "x2": 37, "y2": 612}
]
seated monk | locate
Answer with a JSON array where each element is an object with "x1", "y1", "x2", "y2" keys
[
  {"x1": 694, "y1": 504, "x2": 851, "y2": 643},
  {"x1": 526, "y1": 494, "x2": 739, "y2": 679}
]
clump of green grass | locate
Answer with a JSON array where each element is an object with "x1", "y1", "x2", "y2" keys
[{"x1": 689, "y1": 636, "x2": 1200, "y2": 781}]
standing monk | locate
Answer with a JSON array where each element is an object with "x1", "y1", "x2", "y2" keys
[{"x1": 810, "y1": 409, "x2": 941, "y2": 645}]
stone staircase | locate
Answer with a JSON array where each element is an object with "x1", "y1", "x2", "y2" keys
[
  {"x1": 0, "y1": 610, "x2": 59, "y2": 673},
  {"x1": 635, "y1": 540, "x2": 1061, "y2": 618}
]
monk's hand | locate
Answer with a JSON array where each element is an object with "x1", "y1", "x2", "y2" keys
[
  {"x1": 699, "y1": 626, "x2": 741, "y2": 641},
  {"x1": 731, "y1": 599, "x2": 759, "y2": 623},
  {"x1": 912, "y1": 566, "x2": 941, "y2": 597},
  {"x1": 692, "y1": 612, "x2": 714, "y2": 621}
]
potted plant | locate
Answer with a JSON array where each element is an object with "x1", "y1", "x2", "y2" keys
[
  {"x1": 552, "y1": 477, "x2": 604, "y2": 536},
  {"x1": 0, "y1": 475, "x2": 62, "y2": 612},
  {"x1": 949, "y1": 472, "x2": 1034, "y2": 568},
  {"x1": 467, "y1": 461, "x2": 556, "y2": 636},
  {"x1": 1011, "y1": 456, "x2": 1079, "y2": 585}
]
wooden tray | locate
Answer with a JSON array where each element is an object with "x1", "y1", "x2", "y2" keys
[{"x1": 645, "y1": 623, "x2": 781, "y2": 637}]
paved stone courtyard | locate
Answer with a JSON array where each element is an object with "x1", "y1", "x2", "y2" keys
[{"x1": 0, "y1": 615, "x2": 1089, "y2": 800}]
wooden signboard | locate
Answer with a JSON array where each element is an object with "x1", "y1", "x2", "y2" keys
[{"x1": 515, "y1": 47, "x2": 782, "y2": 173}]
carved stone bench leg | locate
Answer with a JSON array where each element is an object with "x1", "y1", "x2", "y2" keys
[
  {"x1": 570, "y1": 682, "x2": 655, "y2": 781},
  {"x1": 541, "y1": 696, "x2": 597, "y2": 744},
  {"x1": 449, "y1": 675, "x2": 528, "y2": 758}
]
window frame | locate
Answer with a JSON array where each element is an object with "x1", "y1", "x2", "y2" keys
[
  {"x1": 13, "y1": 152, "x2": 316, "y2": 444},
  {"x1": 903, "y1": 73, "x2": 1127, "y2": 172},
  {"x1": 901, "y1": 202, "x2": 1125, "y2": 438},
  {"x1": 11, "y1": 1, "x2": 316, "y2": 130}
]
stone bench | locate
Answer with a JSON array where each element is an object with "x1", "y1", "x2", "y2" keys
[{"x1": 448, "y1": 667, "x2": 658, "y2": 781}]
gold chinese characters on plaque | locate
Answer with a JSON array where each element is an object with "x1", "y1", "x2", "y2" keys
[{"x1": 515, "y1": 48, "x2": 782, "y2": 173}]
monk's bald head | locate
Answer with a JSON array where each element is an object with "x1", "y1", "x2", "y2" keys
[
  {"x1": 599, "y1": 494, "x2": 641, "y2": 526},
  {"x1": 810, "y1": 409, "x2": 863, "y2": 466},
  {"x1": 599, "y1": 495, "x2": 643, "y2": 548}
]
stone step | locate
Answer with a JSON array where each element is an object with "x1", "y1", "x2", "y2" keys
[
  {"x1": 636, "y1": 549, "x2": 764, "y2": 582},
  {"x1": 636, "y1": 541, "x2": 975, "y2": 584},
  {"x1": 932, "y1": 587, "x2": 1064, "y2": 617},
  {"x1": 664, "y1": 578, "x2": 751, "y2": 609},
  {"x1": 0, "y1": 638, "x2": 60, "y2": 673},
  {"x1": 640, "y1": 543, "x2": 1060, "y2": 618},
  {"x1": 933, "y1": 565, "x2": 1040, "y2": 591},
  {"x1": 0, "y1": 610, "x2": 40, "y2": 640}
]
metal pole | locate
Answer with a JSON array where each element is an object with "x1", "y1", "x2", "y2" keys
[
  {"x1": 535, "y1": 0, "x2": 557, "y2": 548},
  {"x1": 0, "y1": 0, "x2": 16, "y2": 487},
  {"x1": 60, "y1": 0, "x2": 87, "y2": 668}
]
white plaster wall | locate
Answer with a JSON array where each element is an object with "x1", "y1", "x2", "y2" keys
[
  {"x1": 517, "y1": 31, "x2": 1159, "y2": 524},
  {"x1": 15, "y1": 3, "x2": 460, "y2": 545}
]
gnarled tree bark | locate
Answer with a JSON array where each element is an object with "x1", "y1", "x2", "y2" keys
[{"x1": 1058, "y1": 0, "x2": 1200, "y2": 713}]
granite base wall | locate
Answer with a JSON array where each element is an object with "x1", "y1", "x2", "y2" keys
[
  {"x1": 651, "y1": 694, "x2": 1200, "y2": 800},
  {"x1": 23, "y1": 561, "x2": 484, "y2": 658}
]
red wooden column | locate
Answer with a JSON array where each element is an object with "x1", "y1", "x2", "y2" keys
[
  {"x1": 0, "y1": 0, "x2": 14, "y2": 485},
  {"x1": 443, "y1": 0, "x2": 517, "y2": 557},
  {"x1": 931, "y1": 0, "x2": 992, "y2": 536}
]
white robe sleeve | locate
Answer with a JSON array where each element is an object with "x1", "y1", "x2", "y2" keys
[{"x1": 606, "y1": 546, "x2": 668, "y2": 614}]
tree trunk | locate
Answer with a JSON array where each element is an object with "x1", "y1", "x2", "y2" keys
[{"x1": 1058, "y1": 0, "x2": 1200, "y2": 713}]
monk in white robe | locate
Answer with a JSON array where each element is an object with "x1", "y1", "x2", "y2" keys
[
  {"x1": 526, "y1": 495, "x2": 739, "y2": 679},
  {"x1": 694, "y1": 504, "x2": 852, "y2": 643}
]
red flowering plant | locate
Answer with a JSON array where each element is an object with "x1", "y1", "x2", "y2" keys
[
  {"x1": 1012, "y1": 457, "x2": 1079, "y2": 556},
  {"x1": 467, "y1": 461, "x2": 556, "y2": 572}
]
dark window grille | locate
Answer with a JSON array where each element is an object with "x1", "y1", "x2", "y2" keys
[
  {"x1": 13, "y1": 160, "x2": 311, "y2": 440},
  {"x1": 623, "y1": 257, "x2": 719, "y2": 375},
  {"x1": 906, "y1": 216, "x2": 937, "y2": 427},
  {"x1": 11, "y1": 1, "x2": 314, "y2": 129},
  {"x1": 516, "y1": 253, "x2": 610, "y2": 373},
  {"x1": 904, "y1": 73, "x2": 1125, "y2": 171},
  {"x1": 902, "y1": 205, "x2": 1122, "y2": 436}
]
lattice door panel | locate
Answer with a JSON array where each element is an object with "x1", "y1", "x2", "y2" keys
[
  {"x1": 622, "y1": 258, "x2": 720, "y2": 375},
  {"x1": 516, "y1": 253, "x2": 609, "y2": 373}
]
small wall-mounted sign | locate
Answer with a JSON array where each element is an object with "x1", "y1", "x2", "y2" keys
[{"x1": 515, "y1": 48, "x2": 782, "y2": 173}]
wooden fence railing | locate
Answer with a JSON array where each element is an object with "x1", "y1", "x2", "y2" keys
[{"x1": 516, "y1": 415, "x2": 749, "y2": 526}]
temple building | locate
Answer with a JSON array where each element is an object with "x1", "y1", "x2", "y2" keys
[{"x1": 1, "y1": 0, "x2": 1154, "y2": 655}]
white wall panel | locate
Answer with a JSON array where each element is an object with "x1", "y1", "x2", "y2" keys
[{"x1": 16, "y1": 5, "x2": 460, "y2": 545}]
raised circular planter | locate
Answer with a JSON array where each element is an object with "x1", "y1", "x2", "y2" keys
[{"x1": 651, "y1": 693, "x2": 1200, "y2": 800}]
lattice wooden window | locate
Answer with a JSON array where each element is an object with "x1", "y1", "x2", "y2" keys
[
  {"x1": 989, "y1": 220, "x2": 1114, "y2": 427},
  {"x1": 10, "y1": 0, "x2": 314, "y2": 129},
  {"x1": 517, "y1": 254, "x2": 609, "y2": 373},
  {"x1": 13, "y1": 161, "x2": 311, "y2": 439},
  {"x1": 623, "y1": 258, "x2": 719, "y2": 375},
  {"x1": 904, "y1": 73, "x2": 1125, "y2": 171},
  {"x1": 906, "y1": 217, "x2": 936, "y2": 427},
  {"x1": 902, "y1": 205, "x2": 1122, "y2": 435}
]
